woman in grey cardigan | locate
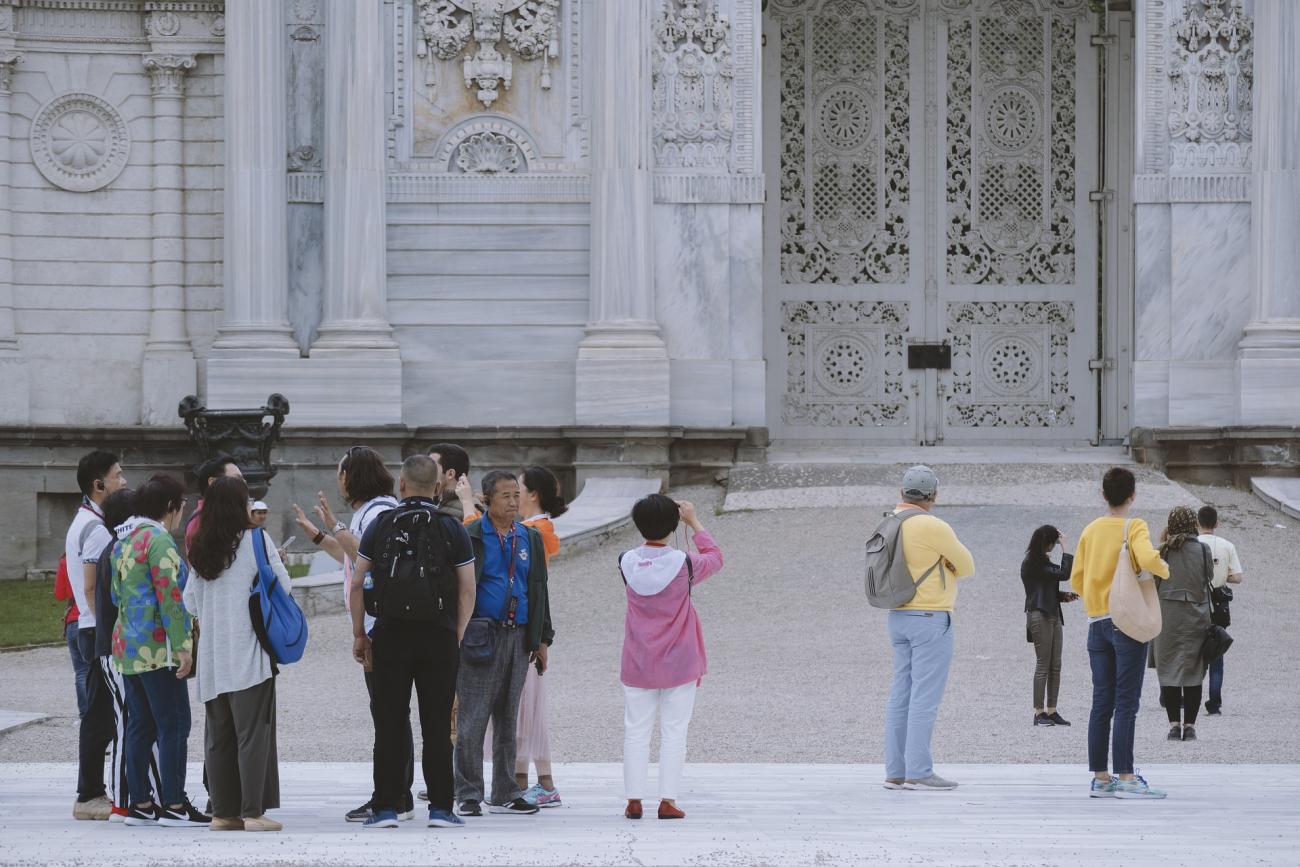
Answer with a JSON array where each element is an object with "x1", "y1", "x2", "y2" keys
[
  {"x1": 183, "y1": 476, "x2": 291, "y2": 831},
  {"x1": 1150, "y1": 506, "x2": 1213, "y2": 742}
]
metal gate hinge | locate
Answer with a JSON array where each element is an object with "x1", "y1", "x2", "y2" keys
[
  {"x1": 1090, "y1": 33, "x2": 1118, "y2": 48},
  {"x1": 1088, "y1": 357, "x2": 1116, "y2": 371},
  {"x1": 1088, "y1": 189, "x2": 1115, "y2": 203}
]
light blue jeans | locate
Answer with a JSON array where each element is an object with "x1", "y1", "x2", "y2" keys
[{"x1": 885, "y1": 610, "x2": 954, "y2": 781}]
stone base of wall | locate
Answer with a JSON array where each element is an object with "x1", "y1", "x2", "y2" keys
[
  {"x1": 1130, "y1": 426, "x2": 1300, "y2": 487},
  {"x1": 0, "y1": 424, "x2": 768, "y2": 579}
]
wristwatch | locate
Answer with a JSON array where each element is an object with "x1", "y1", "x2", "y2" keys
[{"x1": 332, "y1": 521, "x2": 348, "y2": 535}]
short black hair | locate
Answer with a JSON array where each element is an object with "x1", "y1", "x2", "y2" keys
[
  {"x1": 427, "y1": 443, "x2": 470, "y2": 480},
  {"x1": 76, "y1": 450, "x2": 119, "y2": 496},
  {"x1": 196, "y1": 454, "x2": 238, "y2": 495},
  {"x1": 1198, "y1": 505, "x2": 1218, "y2": 529},
  {"x1": 632, "y1": 494, "x2": 680, "y2": 541},
  {"x1": 102, "y1": 488, "x2": 136, "y2": 531},
  {"x1": 1102, "y1": 467, "x2": 1136, "y2": 508},
  {"x1": 340, "y1": 446, "x2": 395, "y2": 504},
  {"x1": 400, "y1": 454, "x2": 439, "y2": 493},
  {"x1": 480, "y1": 470, "x2": 517, "y2": 499},
  {"x1": 135, "y1": 473, "x2": 186, "y2": 521}
]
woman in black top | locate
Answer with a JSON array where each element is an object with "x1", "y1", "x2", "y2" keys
[{"x1": 1021, "y1": 525, "x2": 1078, "y2": 727}]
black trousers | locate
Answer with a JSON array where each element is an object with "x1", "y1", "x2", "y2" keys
[
  {"x1": 1161, "y1": 685, "x2": 1203, "y2": 725},
  {"x1": 369, "y1": 621, "x2": 459, "y2": 813},
  {"x1": 364, "y1": 669, "x2": 414, "y2": 813},
  {"x1": 76, "y1": 629, "x2": 116, "y2": 802}
]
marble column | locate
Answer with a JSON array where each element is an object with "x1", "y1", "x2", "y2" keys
[
  {"x1": 210, "y1": 0, "x2": 297, "y2": 354},
  {"x1": 140, "y1": 53, "x2": 198, "y2": 425},
  {"x1": 1237, "y1": 0, "x2": 1300, "y2": 423},
  {"x1": 575, "y1": 0, "x2": 670, "y2": 425},
  {"x1": 314, "y1": 0, "x2": 398, "y2": 351},
  {"x1": 0, "y1": 51, "x2": 28, "y2": 424}
]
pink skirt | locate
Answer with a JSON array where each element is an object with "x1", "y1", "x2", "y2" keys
[{"x1": 484, "y1": 664, "x2": 552, "y2": 774}]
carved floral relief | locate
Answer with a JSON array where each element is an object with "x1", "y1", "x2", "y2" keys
[{"x1": 652, "y1": 0, "x2": 734, "y2": 170}]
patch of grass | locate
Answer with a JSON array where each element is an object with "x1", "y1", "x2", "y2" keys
[
  {"x1": 0, "y1": 579, "x2": 70, "y2": 648},
  {"x1": 287, "y1": 563, "x2": 311, "y2": 579}
]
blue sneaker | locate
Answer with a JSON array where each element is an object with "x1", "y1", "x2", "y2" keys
[
  {"x1": 1089, "y1": 777, "x2": 1117, "y2": 798},
  {"x1": 1114, "y1": 774, "x2": 1167, "y2": 800},
  {"x1": 362, "y1": 809, "x2": 399, "y2": 829},
  {"x1": 427, "y1": 807, "x2": 465, "y2": 828},
  {"x1": 523, "y1": 784, "x2": 562, "y2": 808}
]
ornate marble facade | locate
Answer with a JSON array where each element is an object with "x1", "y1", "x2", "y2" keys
[{"x1": 0, "y1": 0, "x2": 1297, "y2": 443}]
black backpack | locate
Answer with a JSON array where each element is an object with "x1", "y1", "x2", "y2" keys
[{"x1": 364, "y1": 503, "x2": 459, "y2": 622}]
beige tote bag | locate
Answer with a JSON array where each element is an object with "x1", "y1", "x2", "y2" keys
[{"x1": 1109, "y1": 518, "x2": 1162, "y2": 642}]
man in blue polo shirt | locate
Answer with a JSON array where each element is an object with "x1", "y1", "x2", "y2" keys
[{"x1": 455, "y1": 471, "x2": 555, "y2": 817}]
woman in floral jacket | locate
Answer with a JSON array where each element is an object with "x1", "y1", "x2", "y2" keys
[{"x1": 110, "y1": 473, "x2": 209, "y2": 828}]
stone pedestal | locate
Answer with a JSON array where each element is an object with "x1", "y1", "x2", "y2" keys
[
  {"x1": 0, "y1": 51, "x2": 28, "y2": 424},
  {"x1": 575, "y1": 0, "x2": 670, "y2": 425},
  {"x1": 1238, "y1": 0, "x2": 1300, "y2": 424}
]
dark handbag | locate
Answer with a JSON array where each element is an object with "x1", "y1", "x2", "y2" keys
[
  {"x1": 1210, "y1": 585, "x2": 1233, "y2": 628},
  {"x1": 1201, "y1": 555, "x2": 1233, "y2": 663},
  {"x1": 461, "y1": 617, "x2": 495, "y2": 664}
]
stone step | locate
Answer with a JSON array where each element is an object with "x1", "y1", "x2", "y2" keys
[{"x1": 1251, "y1": 476, "x2": 1300, "y2": 521}]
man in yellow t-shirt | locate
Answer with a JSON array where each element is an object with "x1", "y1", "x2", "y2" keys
[{"x1": 882, "y1": 466, "x2": 975, "y2": 793}]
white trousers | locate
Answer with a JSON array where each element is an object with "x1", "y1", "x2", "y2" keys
[{"x1": 622, "y1": 682, "x2": 697, "y2": 800}]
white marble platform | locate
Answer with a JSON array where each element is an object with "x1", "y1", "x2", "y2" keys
[
  {"x1": 1252, "y1": 477, "x2": 1300, "y2": 521},
  {"x1": 0, "y1": 710, "x2": 46, "y2": 735},
  {"x1": 2, "y1": 762, "x2": 1295, "y2": 866}
]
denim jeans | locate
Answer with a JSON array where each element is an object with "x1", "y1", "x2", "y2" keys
[
  {"x1": 1086, "y1": 618, "x2": 1147, "y2": 775},
  {"x1": 1207, "y1": 656, "x2": 1224, "y2": 710},
  {"x1": 66, "y1": 622, "x2": 90, "y2": 718},
  {"x1": 122, "y1": 667, "x2": 191, "y2": 807},
  {"x1": 884, "y1": 610, "x2": 954, "y2": 781}
]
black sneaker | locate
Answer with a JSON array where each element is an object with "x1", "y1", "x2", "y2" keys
[
  {"x1": 157, "y1": 799, "x2": 211, "y2": 827},
  {"x1": 1033, "y1": 712, "x2": 1054, "y2": 726},
  {"x1": 488, "y1": 798, "x2": 540, "y2": 815},
  {"x1": 345, "y1": 803, "x2": 374, "y2": 823},
  {"x1": 123, "y1": 802, "x2": 160, "y2": 827},
  {"x1": 1205, "y1": 703, "x2": 1222, "y2": 716},
  {"x1": 1182, "y1": 724, "x2": 1197, "y2": 741},
  {"x1": 1167, "y1": 724, "x2": 1183, "y2": 741},
  {"x1": 457, "y1": 800, "x2": 482, "y2": 817},
  {"x1": 1047, "y1": 712, "x2": 1071, "y2": 726}
]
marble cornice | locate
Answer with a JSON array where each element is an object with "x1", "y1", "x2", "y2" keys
[
  {"x1": 653, "y1": 172, "x2": 765, "y2": 204},
  {"x1": 286, "y1": 172, "x2": 592, "y2": 204},
  {"x1": 1133, "y1": 173, "x2": 1251, "y2": 204}
]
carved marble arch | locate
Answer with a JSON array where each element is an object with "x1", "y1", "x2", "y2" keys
[
  {"x1": 774, "y1": 0, "x2": 917, "y2": 286},
  {"x1": 944, "y1": 0, "x2": 1087, "y2": 285},
  {"x1": 433, "y1": 116, "x2": 541, "y2": 173}
]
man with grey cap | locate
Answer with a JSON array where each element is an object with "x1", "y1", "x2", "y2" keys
[{"x1": 881, "y1": 465, "x2": 975, "y2": 791}]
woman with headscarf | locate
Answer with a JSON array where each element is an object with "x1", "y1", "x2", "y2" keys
[{"x1": 1150, "y1": 505, "x2": 1214, "y2": 742}]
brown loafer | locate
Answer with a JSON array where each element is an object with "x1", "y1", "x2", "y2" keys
[
  {"x1": 242, "y1": 815, "x2": 283, "y2": 832},
  {"x1": 210, "y1": 817, "x2": 244, "y2": 831},
  {"x1": 658, "y1": 800, "x2": 685, "y2": 820},
  {"x1": 624, "y1": 799, "x2": 642, "y2": 820}
]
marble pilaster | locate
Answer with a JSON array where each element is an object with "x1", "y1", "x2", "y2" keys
[
  {"x1": 1238, "y1": 0, "x2": 1300, "y2": 424},
  {"x1": 575, "y1": 0, "x2": 670, "y2": 425},
  {"x1": 0, "y1": 50, "x2": 27, "y2": 424},
  {"x1": 140, "y1": 53, "x2": 198, "y2": 425}
]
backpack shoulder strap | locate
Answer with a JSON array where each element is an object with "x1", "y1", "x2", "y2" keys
[{"x1": 686, "y1": 554, "x2": 694, "y2": 594}]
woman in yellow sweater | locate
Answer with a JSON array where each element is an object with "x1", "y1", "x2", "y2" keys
[{"x1": 1069, "y1": 467, "x2": 1169, "y2": 800}]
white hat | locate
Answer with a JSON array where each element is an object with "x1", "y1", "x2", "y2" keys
[{"x1": 250, "y1": 500, "x2": 269, "y2": 512}]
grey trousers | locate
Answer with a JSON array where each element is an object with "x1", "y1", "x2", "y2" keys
[
  {"x1": 204, "y1": 677, "x2": 279, "y2": 819},
  {"x1": 1028, "y1": 610, "x2": 1063, "y2": 709},
  {"x1": 454, "y1": 626, "x2": 529, "y2": 805}
]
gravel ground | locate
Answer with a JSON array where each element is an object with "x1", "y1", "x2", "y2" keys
[{"x1": 2, "y1": 475, "x2": 1297, "y2": 768}]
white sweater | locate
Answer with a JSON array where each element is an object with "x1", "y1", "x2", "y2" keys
[{"x1": 183, "y1": 530, "x2": 292, "y2": 704}]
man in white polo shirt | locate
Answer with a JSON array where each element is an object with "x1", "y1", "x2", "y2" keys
[
  {"x1": 1197, "y1": 505, "x2": 1244, "y2": 716},
  {"x1": 65, "y1": 450, "x2": 126, "y2": 820}
]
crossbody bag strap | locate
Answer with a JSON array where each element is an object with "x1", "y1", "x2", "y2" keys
[{"x1": 686, "y1": 554, "x2": 694, "y2": 595}]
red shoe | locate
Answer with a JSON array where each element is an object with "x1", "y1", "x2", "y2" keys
[
  {"x1": 624, "y1": 799, "x2": 642, "y2": 820},
  {"x1": 109, "y1": 806, "x2": 129, "y2": 824},
  {"x1": 657, "y1": 800, "x2": 685, "y2": 820}
]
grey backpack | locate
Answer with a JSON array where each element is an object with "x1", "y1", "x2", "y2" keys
[{"x1": 864, "y1": 510, "x2": 946, "y2": 609}]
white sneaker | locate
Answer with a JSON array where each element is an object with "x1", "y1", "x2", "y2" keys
[{"x1": 902, "y1": 775, "x2": 959, "y2": 791}]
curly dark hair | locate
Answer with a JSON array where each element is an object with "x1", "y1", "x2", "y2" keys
[
  {"x1": 339, "y1": 446, "x2": 395, "y2": 505},
  {"x1": 188, "y1": 476, "x2": 252, "y2": 580}
]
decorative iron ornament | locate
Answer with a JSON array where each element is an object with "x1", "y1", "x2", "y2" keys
[{"x1": 178, "y1": 394, "x2": 290, "y2": 500}]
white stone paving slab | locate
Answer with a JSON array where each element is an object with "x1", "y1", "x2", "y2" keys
[
  {"x1": 0, "y1": 710, "x2": 46, "y2": 735},
  {"x1": 1, "y1": 762, "x2": 1295, "y2": 866},
  {"x1": 1252, "y1": 476, "x2": 1300, "y2": 521}
]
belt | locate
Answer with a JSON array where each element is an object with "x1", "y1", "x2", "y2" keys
[{"x1": 491, "y1": 620, "x2": 522, "y2": 630}]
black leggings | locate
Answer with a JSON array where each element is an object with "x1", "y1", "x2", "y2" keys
[{"x1": 1161, "y1": 685, "x2": 1203, "y2": 725}]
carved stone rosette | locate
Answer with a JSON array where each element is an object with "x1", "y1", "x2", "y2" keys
[
  {"x1": 652, "y1": 0, "x2": 735, "y2": 170},
  {"x1": 415, "y1": 0, "x2": 561, "y2": 109}
]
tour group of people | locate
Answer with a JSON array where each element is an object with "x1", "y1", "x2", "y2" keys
[{"x1": 62, "y1": 446, "x2": 1238, "y2": 832}]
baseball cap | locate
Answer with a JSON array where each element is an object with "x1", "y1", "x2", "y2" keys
[
  {"x1": 250, "y1": 500, "x2": 269, "y2": 512},
  {"x1": 901, "y1": 465, "x2": 938, "y2": 499}
]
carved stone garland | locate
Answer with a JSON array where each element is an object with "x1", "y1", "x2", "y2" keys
[
  {"x1": 946, "y1": 301, "x2": 1074, "y2": 427},
  {"x1": 415, "y1": 0, "x2": 561, "y2": 110},
  {"x1": 652, "y1": 0, "x2": 734, "y2": 170},
  {"x1": 778, "y1": 0, "x2": 912, "y2": 285},
  {"x1": 1168, "y1": 0, "x2": 1253, "y2": 171},
  {"x1": 946, "y1": 3, "x2": 1077, "y2": 285},
  {"x1": 782, "y1": 300, "x2": 910, "y2": 427}
]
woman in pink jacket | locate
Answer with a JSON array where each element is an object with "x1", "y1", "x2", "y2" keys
[{"x1": 619, "y1": 494, "x2": 724, "y2": 821}]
